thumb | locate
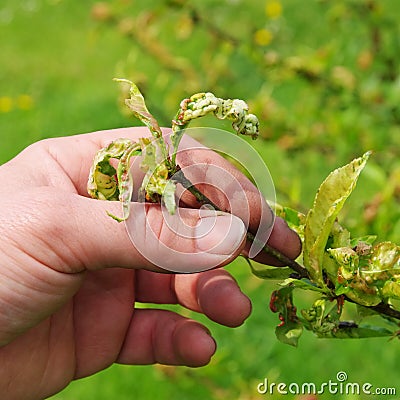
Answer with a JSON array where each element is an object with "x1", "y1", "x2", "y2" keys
[
  {"x1": 124, "y1": 203, "x2": 247, "y2": 273},
  {"x1": 15, "y1": 189, "x2": 247, "y2": 273}
]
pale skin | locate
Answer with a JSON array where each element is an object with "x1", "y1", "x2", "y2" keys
[{"x1": 0, "y1": 127, "x2": 301, "y2": 399}]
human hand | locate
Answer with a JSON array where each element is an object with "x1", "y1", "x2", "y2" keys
[{"x1": 0, "y1": 128, "x2": 300, "y2": 399}]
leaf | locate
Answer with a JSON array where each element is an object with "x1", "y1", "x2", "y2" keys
[
  {"x1": 327, "y1": 247, "x2": 359, "y2": 276},
  {"x1": 114, "y1": 79, "x2": 162, "y2": 138},
  {"x1": 281, "y1": 278, "x2": 327, "y2": 294},
  {"x1": 115, "y1": 79, "x2": 169, "y2": 163},
  {"x1": 139, "y1": 138, "x2": 177, "y2": 214},
  {"x1": 367, "y1": 242, "x2": 400, "y2": 273},
  {"x1": 303, "y1": 152, "x2": 371, "y2": 285},
  {"x1": 170, "y1": 92, "x2": 259, "y2": 165},
  {"x1": 87, "y1": 138, "x2": 139, "y2": 202},
  {"x1": 249, "y1": 262, "x2": 293, "y2": 280},
  {"x1": 162, "y1": 179, "x2": 177, "y2": 215},
  {"x1": 279, "y1": 206, "x2": 305, "y2": 227},
  {"x1": 116, "y1": 143, "x2": 142, "y2": 221},
  {"x1": 275, "y1": 204, "x2": 306, "y2": 240},
  {"x1": 269, "y1": 286, "x2": 303, "y2": 347},
  {"x1": 276, "y1": 321, "x2": 304, "y2": 347},
  {"x1": 330, "y1": 324, "x2": 393, "y2": 339},
  {"x1": 350, "y1": 235, "x2": 377, "y2": 247}
]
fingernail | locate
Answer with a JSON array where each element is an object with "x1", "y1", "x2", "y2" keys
[{"x1": 195, "y1": 211, "x2": 246, "y2": 255}]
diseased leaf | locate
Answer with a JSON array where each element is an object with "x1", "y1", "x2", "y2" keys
[
  {"x1": 139, "y1": 138, "x2": 177, "y2": 214},
  {"x1": 170, "y1": 92, "x2": 259, "y2": 165},
  {"x1": 87, "y1": 138, "x2": 137, "y2": 201},
  {"x1": 114, "y1": 79, "x2": 163, "y2": 138},
  {"x1": 88, "y1": 138, "x2": 141, "y2": 221},
  {"x1": 276, "y1": 321, "x2": 304, "y2": 347},
  {"x1": 366, "y1": 242, "x2": 400, "y2": 275},
  {"x1": 116, "y1": 143, "x2": 142, "y2": 221},
  {"x1": 269, "y1": 286, "x2": 303, "y2": 346},
  {"x1": 334, "y1": 242, "x2": 400, "y2": 306},
  {"x1": 303, "y1": 152, "x2": 370, "y2": 285},
  {"x1": 114, "y1": 79, "x2": 170, "y2": 164}
]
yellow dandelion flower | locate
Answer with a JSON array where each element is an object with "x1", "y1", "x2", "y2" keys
[
  {"x1": 17, "y1": 94, "x2": 34, "y2": 110},
  {"x1": 265, "y1": 1, "x2": 282, "y2": 19},
  {"x1": 254, "y1": 28, "x2": 273, "y2": 47},
  {"x1": 0, "y1": 96, "x2": 13, "y2": 113}
]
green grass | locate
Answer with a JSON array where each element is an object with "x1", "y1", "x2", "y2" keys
[{"x1": 1, "y1": 1, "x2": 400, "y2": 399}]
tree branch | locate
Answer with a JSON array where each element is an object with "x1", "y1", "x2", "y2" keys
[{"x1": 173, "y1": 167, "x2": 400, "y2": 322}]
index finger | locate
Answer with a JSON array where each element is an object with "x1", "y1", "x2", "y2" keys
[{"x1": 174, "y1": 133, "x2": 275, "y2": 259}]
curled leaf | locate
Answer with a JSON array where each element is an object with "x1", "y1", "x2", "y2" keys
[
  {"x1": 170, "y1": 92, "x2": 259, "y2": 165},
  {"x1": 87, "y1": 138, "x2": 141, "y2": 221},
  {"x1": 139, "y1": 138, "x2": 177, "y2": 214},
  {"x1": 114, "y1": 78, "x2": 170, "y2": 163}
]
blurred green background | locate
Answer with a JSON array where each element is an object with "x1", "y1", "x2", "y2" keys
[{"x1": 1, "y1": 0, "x2": 400, "y2": 399}]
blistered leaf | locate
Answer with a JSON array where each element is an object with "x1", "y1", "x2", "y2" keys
[
  {"x1": 88, "y1": 138, "x2": 137, "y2": 201},
  {"x1": 303, "y1": 152, "x2": 370, "y2": 285},
  {"x1": 88, "y1": 138, "x2": 141, "y2": 221},
  {"x1": 140, "y1": 138, "x2": 177, "y2": 214},
  {"x1": 367, "y1": 242, "x2": 400, "y2": 275},
  {"x1": 344, "y1": 285, "x2": 381, "y2": 306},
  {"x1": 328, "y1": 247, "x2": 359, "y2": 280},
  {"x1": 116, "y1": 143, "x2": 142, "y2": 221},
  {"x1": 381, "y1": 280, "x2": 400, "y2": 299},
  {"x1": 269, "y1": 286, "x2": 303, "y2": 346},
  {"x1": 170, "y1": 92, "x2": 259, "y2": 164},
  {"x1": 114, "y1": 79, "x2": 162, "y2": 138},
  {"x1": 115, "y1": 79, "x2": 170, "y2": 163},
  {"x1": 300, "y1": 298, "x2": 346, "y2": 337},
  {"x1": 162, "y1": 180, "x2": 177, "y2": 215}
]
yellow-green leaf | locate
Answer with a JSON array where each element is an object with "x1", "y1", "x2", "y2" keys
[{"x1": 303, "y1": 152, "x2": 370, "y2": 285}]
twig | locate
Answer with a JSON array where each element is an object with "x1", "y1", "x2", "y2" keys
[
  {"x1": 365, "y1": 302, "x2": 400, "y2": 321},
  {"x1": 173, "y1": 168, "x2": 400, "y2": 322}
]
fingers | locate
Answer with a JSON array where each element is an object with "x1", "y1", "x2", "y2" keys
[
  {"x1": 72, "y1": 269, "x2": 135, "y2": 378},
  {"x1": 8, "y1": 188, "x2": 246, "y2": 273},
  {"x1": 135, "y1": 269, "x2": 252, "y2": 328},
  {"x1": 117, "y1": 309, "x2": 216, "y2": 367},
  {"x1": 6, "y1": 128, "x2": 301, "y2": 269},
  {"x1": 243, "y1": 217, "x2": 302, "y2": 265},
  {"x1": 124, "y1": 203, "x2": 247, "y2": 273},
  {"x1": 174, "y1": 135, "x2": 277, "y2": 262},
  {"x1": 174, "y1": 269, "x2": 252, "y2": 327},
  {"x1": 0, "y1": 128, "x2": 151, "y2": 195}
]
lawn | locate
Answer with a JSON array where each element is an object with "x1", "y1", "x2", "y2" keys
[{"x1": 1, "y1": 1, "x2": 399, "y2": 399}]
